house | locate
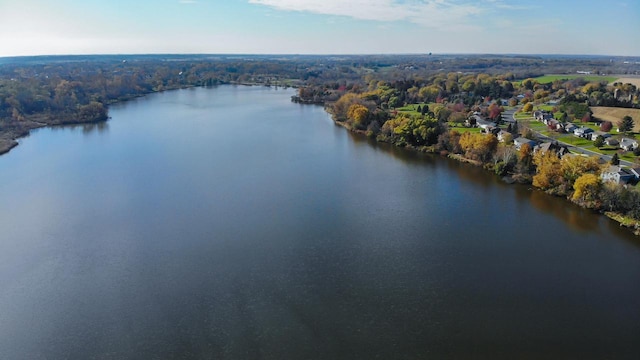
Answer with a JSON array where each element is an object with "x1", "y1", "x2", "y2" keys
[
  {"x1": 533, "y1": 110, "x2": 542, "y2": 120},
  {"x1": 619, "y1": 138, "x2": 638, "y2": 151},
  {"x1": 513, "y1": 137, "x2": 536, "y2": 150},
  {"x1": 477, "y1": 119, "x2": 497, "y2": 131},
  {"x1": 590, "y1": 131, "x2": 612, "y2": 141},
  {"x1": 469, "y1": 114, "x2": 497, "y2": 131},
  {"x1": 563, "y1": 123, "x2": 577, "y2": 133},
  {"x1": 534, "y1": 111, "x2": 554, "y2": 124},
  {"x1": 601, "y1": 165, "x2": 636, "y2": 184},
  {"x1": 497, "y1": 130, "x2": 512, "y2": 142},
  {"x1": 605, "y1": 138, "x2": 619, "y2": 147},
  {"x1": 534, "y1": 141, "x2": 570, "y2": 157},
  {"x1": 547, "y1": 119, "x2": 562, "y2": 131},
  {"x1": 574, "y1": 127, "x2": 594, "y2": 138}
]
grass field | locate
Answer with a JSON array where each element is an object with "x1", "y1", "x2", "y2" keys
[
  {"x1": 396, "y1": 103, "x2": 438, "y2": 116},
  {"x1": 591, "y1": 107, "x2": 640, "y2": 132},
  {"x1": 515, "y1": 74, "x2": 618, "y2": 85}
]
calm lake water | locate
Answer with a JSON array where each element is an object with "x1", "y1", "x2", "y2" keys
[{"x1": 1, "y1": 86, "x2": 639, "y2": 359}]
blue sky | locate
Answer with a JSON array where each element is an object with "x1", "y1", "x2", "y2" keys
[{"x1": 0, "y1": 0, "x2": 638, "y2": 57}]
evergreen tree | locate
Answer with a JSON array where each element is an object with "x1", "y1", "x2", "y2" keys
[
  {"x1": 611, "y1": 153, "x2": 620, "y2": 165},
  {"x1": 618, "y1": 115, "x2": 634, "y2": 133}
]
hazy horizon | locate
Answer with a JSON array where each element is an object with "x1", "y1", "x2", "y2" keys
[{"x1": 1, "y1": 0, "x2": 639, "y2": 58}]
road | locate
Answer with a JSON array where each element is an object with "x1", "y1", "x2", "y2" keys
[{"x1": 508, "y1": 109, "x2": 634, "y2": 167}]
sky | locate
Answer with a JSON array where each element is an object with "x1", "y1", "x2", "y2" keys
[{"x1": 0, "y1": 0, "x2": 638, "y2": 57}]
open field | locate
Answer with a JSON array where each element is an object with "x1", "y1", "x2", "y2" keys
[
  {"x1": 396, "y1": 103, "x2": 438, "y2": 116},
  {"x1": 612, "y1": 77, "x2": 640, "y2": 87},
  {"x1": 591, "y1": 107, "x2": 640, "y2": 132},
  {"x1": 515, "y1": 74, "x2": 618, "y2": 84}
]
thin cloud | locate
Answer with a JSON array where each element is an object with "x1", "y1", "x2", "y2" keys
[
  {"x1": 248, "y1": 0, "x2": 485, "y2": 28},
  {"x1": 179, "y1": 0, "x2": 198, "y2": 4}
]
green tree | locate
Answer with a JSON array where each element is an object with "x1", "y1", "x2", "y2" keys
[{"x1": 594, "y1": 135, "x2": 605, "y2": 148}]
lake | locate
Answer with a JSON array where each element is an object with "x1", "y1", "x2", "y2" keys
[{"x1": 1, "y1": 85, "x2": 639, "y2": 359}]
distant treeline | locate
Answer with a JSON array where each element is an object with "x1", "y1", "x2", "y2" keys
[{"x1": 1, "y1": 53, "x2": 638, "y2": 154}]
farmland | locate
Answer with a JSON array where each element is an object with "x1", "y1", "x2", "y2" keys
[
  {"x1": 613, "y1": 77, "x2": 640, "y2": 87},
  {"x1": 526, "y1": 74, "x2": 619, "y2": 84},
  {"x1": 591, "y1": 107, "x2": 640, "y2": 132}
]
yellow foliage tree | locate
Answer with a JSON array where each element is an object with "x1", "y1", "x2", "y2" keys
[
  {"x1": 347, "y1": 104, "x2": 369, "y2": 127},
  {"x1": 332, "y1": 93, "x2": 360, "y2": 121},
  {"x1": 522, "y1": 103, "x2": 533, "y2": 113},
  {"x1": 532, "y1": 151, "x2": 562, "y2": 190},
  {"x1": 572, "y1": 173, "x2": 601, "y2": 205},
  {"x1": 560, "y1": 155, "x2": 601, "y2": 186},
  {"x1": 459, "y1": 132, "x2": 498, "y2": 162}
]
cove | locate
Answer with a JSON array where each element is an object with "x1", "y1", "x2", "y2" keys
[{"x1": 1, "y1": 85, "x2": 639, "y2": 359}]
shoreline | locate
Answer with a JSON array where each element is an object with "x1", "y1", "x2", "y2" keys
[
  {"x1": 0, "y1": 82, "x2": 296, "y2": 157},
  {"x1": 0, "y1": 85, "x2": 206, "y2": 157},
  {"x1": 326, "y1": 109, "x2": 640, "y2": 236}
]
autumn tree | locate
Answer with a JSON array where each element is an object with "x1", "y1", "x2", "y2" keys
[
  {"x1": 600, "y1": 121, "x2": 613, "y2": 132},
  {"x1": 459, "y1": 132, "x2": 498, "y2": 162},
  {"x1": 533, "y1": 151, "x2": 563, "y2": 191},
  {"x1": 560, "y1": 155, "x2": 601, "y2": 186},
  {"x1": 572, "y1": 173, "x2": 601, "y2": 207},
  {"x1": 522, "y1": 103, "x2": 533, "y2": 113},
  {"x1": 488, "y1": 103, "x2": 503, "y2": 121},
  {"x1": 347, "y1": 104, "x2": 370, "y2": 129}
]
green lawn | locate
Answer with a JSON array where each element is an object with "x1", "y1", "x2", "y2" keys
[
  {"x1": 396, "y1": 103, "x2": 438, "y2": 116},
  {"x1": 561, "y1": 136, "x2": 592, "y2": 147},
  {"x1": 448, "y1": 124, "x2": 483, "y2": 133},
  {"x1": 535, "y1": 105, "x2": 556, "y2": 112}
]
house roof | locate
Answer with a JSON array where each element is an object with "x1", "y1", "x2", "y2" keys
[
  {"x1": 593, "y1": 131, "x2": 611, "y2": 137},
  {"x1": 535, "y1": 142, "x2": 570, "y2": 156},
  {"x1": 514, "y1": 137, "x2": 536, "y2": 146},
  {"x1": 604, "y1": 165, "x2": 634, "y2": 177}
]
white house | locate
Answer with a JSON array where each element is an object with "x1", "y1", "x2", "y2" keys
[
  {"x1": 620, "y1": 138, "x2": 638, "y2": 151},
  {"x1": 601, "y1": 165, "x2": 637, "y2": 184},
  {"x1": 562, "y1": 123, "x2": 577, "y2": 133},
  {"x1": 574, "y1": 127, "x2": 594, "y2": 138},
  {"x1": 590, "y1": 131, "x2": 612, "y2": 141}
]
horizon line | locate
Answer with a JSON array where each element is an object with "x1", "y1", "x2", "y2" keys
[{"x1": 1, "y1": 52, "x2": 640, "y2": 60}]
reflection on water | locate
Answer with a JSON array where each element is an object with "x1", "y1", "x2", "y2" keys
[
  {"x1": 46, "y1": 121, "x2": 110, "y2": 135},
  {"x1": 1, "y1": 86, "x2": 639, "y2": 359}
]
